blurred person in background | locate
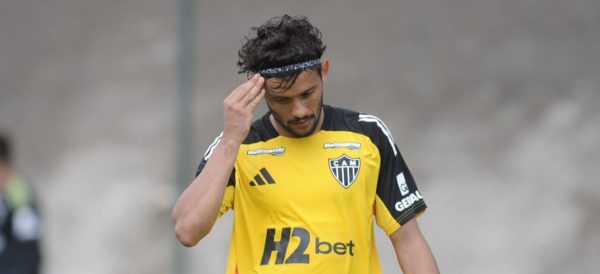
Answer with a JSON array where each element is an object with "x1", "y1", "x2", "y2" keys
[
  {"x1": 173, "y1": 15, "x2": 439, "y2": 274},
  {"x1": 0, "y1": 133, "x2": 42, "y2": 274}
]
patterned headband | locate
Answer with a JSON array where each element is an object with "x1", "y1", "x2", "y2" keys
[{"x1": 258, "y1": 59, "x2": 322, "y2": 76}]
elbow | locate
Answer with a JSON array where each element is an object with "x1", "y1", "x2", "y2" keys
[
  {"x1": 174, "y1": 221, "x2": 201, "y2": 247},
  {"x1": 173, "y1": 218, "x2": 210, "y2": 247},
  {"x1": 176, "y1": 234, "x2": 200, "y2": 248}
]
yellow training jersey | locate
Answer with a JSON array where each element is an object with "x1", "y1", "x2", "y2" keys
[{"x1": 197, "y1": 105, "x2": 427, "y2": 274}]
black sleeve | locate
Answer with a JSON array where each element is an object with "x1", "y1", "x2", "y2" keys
[
  {"x1": 195, "y1": 133, "x2": 236, "y2": 187},
  {"x1": 360, "y1": 114, "x2": 426, "y2": 225}
]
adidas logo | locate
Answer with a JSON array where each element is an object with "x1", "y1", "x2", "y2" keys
[{"x1": 249, "y1": 168, "x2": 276, "y2": 186}]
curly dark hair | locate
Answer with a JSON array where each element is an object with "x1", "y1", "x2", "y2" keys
[{"x1": 237, "y1": 15, "x2": 327, "y2": 87}]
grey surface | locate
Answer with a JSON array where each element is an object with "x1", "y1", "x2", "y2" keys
[{"x1": 1, "y1": 0, "x2": 599, "y2": 273}]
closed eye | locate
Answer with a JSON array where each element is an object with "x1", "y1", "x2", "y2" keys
[
  {"x1": 301, "y1": 90, "x2": 314, "y2": 98},
  {"x1": 272, "y1": 97, "x2": 291, "y2": 104}
]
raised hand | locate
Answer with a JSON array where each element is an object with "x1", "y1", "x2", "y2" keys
[{"x1": 222, "y1": 74, "x2": 265, "y2": 144}]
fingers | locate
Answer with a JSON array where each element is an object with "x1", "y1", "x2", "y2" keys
[
  {"x1": 227, "y1": 74, "x2": 262, "y2": 102},
  {"x1": 221, "y1": 75, "x2": 265, "y2": 144},
  {"x1": 246, "y1": 88, "x2": 265, "y2": 110},
  {"x1": 240, "y1": 76, "x2": 264, "y2": 107}
]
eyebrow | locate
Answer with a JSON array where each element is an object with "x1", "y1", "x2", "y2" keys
[{"x1": 268, "y1": 84, "x2": 317, "y2": 99}]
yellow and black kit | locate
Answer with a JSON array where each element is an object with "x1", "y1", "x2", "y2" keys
[{"x1": 197, "y1": 105, "x2": 427, "y2": 274}]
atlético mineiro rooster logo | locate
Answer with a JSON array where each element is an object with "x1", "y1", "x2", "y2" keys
[{"x1": 328, "y1": 155, "x2": 361, "y2": 188}]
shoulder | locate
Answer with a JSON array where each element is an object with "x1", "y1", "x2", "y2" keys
[
  {"x1": 325, "y1": 105, "x2": 399, "y2": 155},
  {"x1": 325, "y1": 105, "x2": 392, "y2": 136}
]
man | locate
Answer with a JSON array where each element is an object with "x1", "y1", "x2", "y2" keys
[
  {"x1": 173, "y1": 15, "x2": 439, "y2": 274},
  {"x1": 0, "y1": 133, "x2": 42, "y2": 274}
]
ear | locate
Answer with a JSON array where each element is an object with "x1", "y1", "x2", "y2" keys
[{"x1": 321, "y1": 58, "x2": 330, "y2": 81}]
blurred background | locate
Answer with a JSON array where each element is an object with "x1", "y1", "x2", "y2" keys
[{"x1": 1, "y1": 0, "x2": 599, "y2": 273}]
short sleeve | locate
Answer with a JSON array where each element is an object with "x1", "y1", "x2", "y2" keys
[
  {"x1": 195, "y1": 132, "x2": 235, "y2": 216},
  {"x1": 358, "y1": 114, "x2": 427, "y2": 235}
]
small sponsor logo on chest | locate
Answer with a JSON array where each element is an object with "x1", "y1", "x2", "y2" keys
[
  {"x1": 328, "y1": 155, "x2": 361, "y2": 188},
  {"x1": 247, "y1": 147, "x2": 285, "y2": 156},
  {"x1": 323, "y1": 142, "x2": 361, "y2": 150}
]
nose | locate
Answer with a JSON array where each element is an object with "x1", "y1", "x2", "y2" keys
[{"x1": 291, "y1": 99, "x2": 310, "y2": 118}]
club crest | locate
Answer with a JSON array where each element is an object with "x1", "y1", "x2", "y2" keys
[{"x1": 328, "y1": 155, "x2": 361, "y2": 188}]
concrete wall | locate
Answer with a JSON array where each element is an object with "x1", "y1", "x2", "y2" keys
[{"x1": 1, "y1": 0, "x2": 599, "y2": 273}]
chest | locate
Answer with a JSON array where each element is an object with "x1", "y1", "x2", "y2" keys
[{"x1": 234, "y1": 132, "x2": 381, "y2": 218}]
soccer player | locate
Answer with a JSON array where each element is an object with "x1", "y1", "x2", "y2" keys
[{"x1": 173, "y1": 15, "x2": 439, "y2": 274}]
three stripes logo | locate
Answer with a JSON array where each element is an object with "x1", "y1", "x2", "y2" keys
[
  {"x1": 328, "y1": 155, "x2": 361, "y2": 188},
  {"x1": 249, "y1": 168, "x2": 276, "y2": 186}
]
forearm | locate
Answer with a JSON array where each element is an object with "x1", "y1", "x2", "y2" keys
[
  {"x1": 173, "y1": 74, "x2": 265, "y2": 247},
  {"x1": 172, "y1": 138, "x2": 240, "y2": 246},
  {"x1": 391, "y1": 219, "x2": 440, "y2": 274},
  {"x1": 396, "y1": 238, "x2": 438, "y2": 274}
]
